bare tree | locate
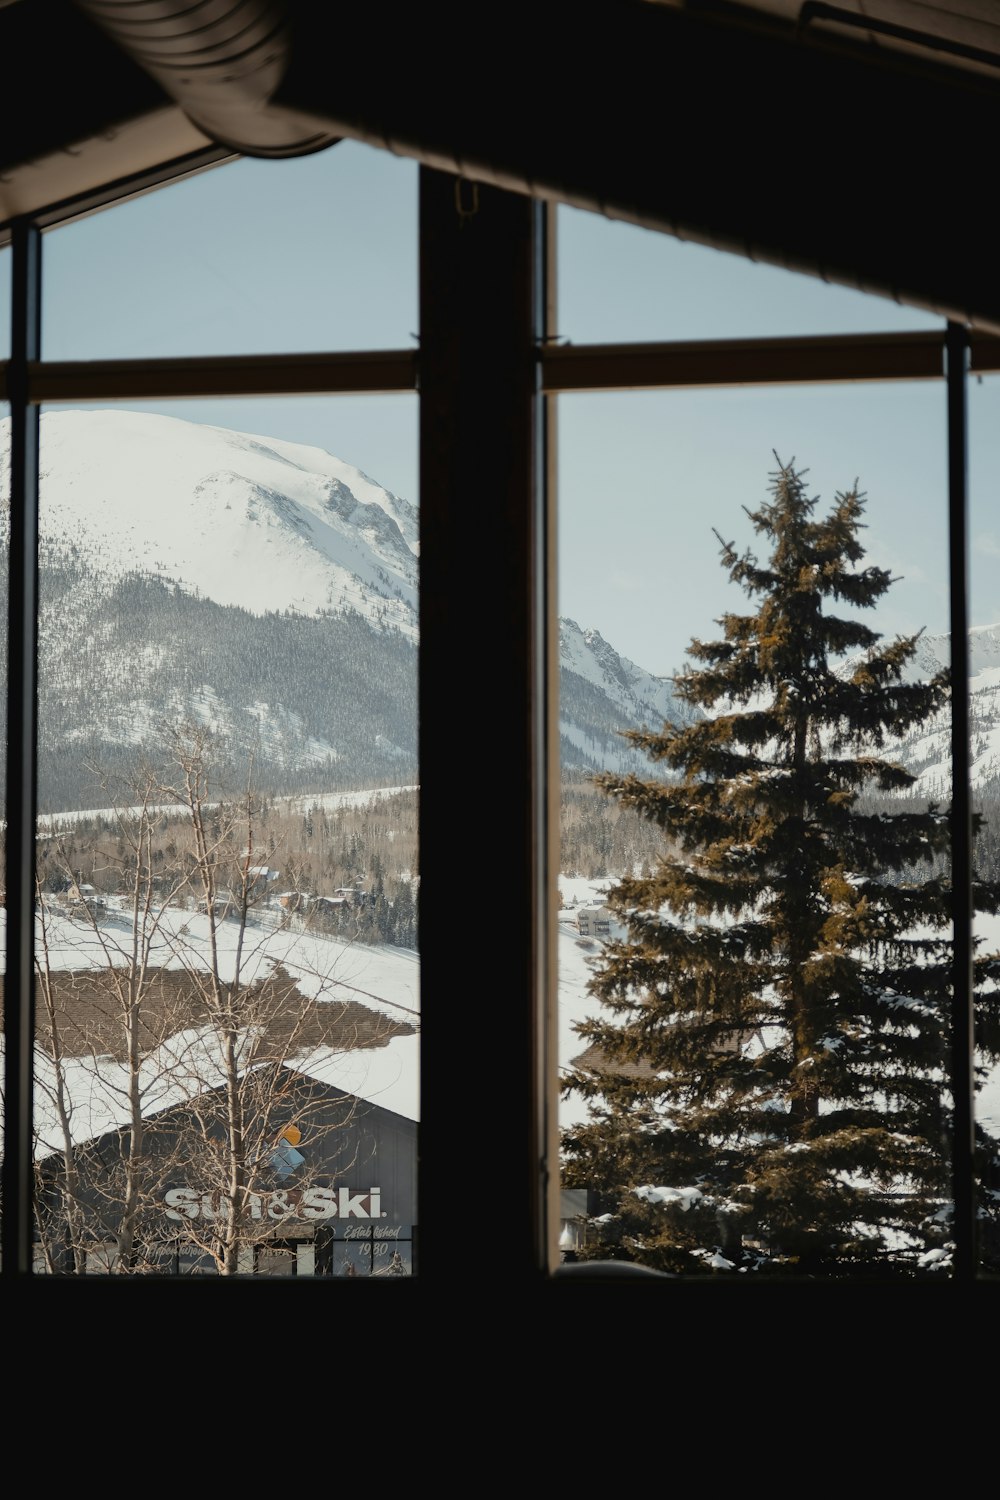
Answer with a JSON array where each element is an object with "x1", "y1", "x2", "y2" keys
[{"x1": 31, "y1": 726, "x2": 412, "y2": 1276}]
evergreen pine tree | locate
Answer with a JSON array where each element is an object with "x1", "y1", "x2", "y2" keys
[{"x1": 561, "y1": 456, "x2": 1000, "y2": 1277}]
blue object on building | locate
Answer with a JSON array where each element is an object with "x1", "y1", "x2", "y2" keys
[{"x1": 270, "y1": 1141, "x2": 306, "y2": 1180}]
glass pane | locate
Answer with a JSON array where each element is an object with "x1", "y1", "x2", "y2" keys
[
  {"x1": 557, "y1": 206, "x2": 944, "y2": 343},
  {"x1": 0, "y1": 399, "x2": 7, "y2": 1235},
  {"x1": 969, "y1": 371, "x2": 1000, "y2": 1276},
  {"x1": 42, "y1": 143, "x2": 418, "y2": 359},
  {"x1": 557, "y1": 382, "x2": 959, "y2": 1279},
  {"x1": 33, "y1": 397, "x2": 419, "y2": 1276},
  {"x1": 0, "y1": 245, "x2": 10, "y2": 357}
]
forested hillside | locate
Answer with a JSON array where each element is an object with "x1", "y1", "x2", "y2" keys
[
  {"x1": 15, "y1": 773, "x2": 1000, "y2": 958},
  {"x1": 18, "y1": 553, "x2": 420, "y2": 811},
  {"x1": 36, "y1": 785, "x2": 420, "y2": 950},
  {"x1": 0, "y1": 548, "x2": 702, "y2": 813}
]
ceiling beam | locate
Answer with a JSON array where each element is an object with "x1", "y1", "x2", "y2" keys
[{"x1": 273, "y1": 2, "x2": 1000, "y2": 334}]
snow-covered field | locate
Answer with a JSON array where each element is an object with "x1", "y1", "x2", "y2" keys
[
  {"x1": 35, "y1": 784, "x2": 419, "y2": 834},
  {"x1": 2, "y1": 894, "x2": 421, "y2": 1151},
  {"x1": 3, "y1": 867, "x2": 996, "y2": 1158}
]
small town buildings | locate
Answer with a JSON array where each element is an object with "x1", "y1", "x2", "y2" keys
[{"x1": 276, "y1": 890, "x2": 306, "y2": 913}]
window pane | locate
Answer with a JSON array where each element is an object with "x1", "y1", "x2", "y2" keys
[
  {"x1": 0, "y1": 398, "x2": 8, "y2": 1203},
  {"x1": 33, "y1": 397, "x2": 419, "y2": 1276},
  {"x1": 0, "y1": 246, "x2": 10, "y2": 357},
  {"x1": 970, "y1": 371, "x2": 1000, "y2": 1275},
  {"x1": 557, "y1": 382, "x2": 962, "y2": 1279},
  {"x1": 42, "y1": 144, "x2": 418, "y2": 359},
  {"x1": 557, "y1": 207, "x2": 943, "y2": 343}
]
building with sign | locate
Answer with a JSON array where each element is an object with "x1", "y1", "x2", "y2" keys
[{"x1": 34, "y1": 1065, "x2": 417, "y2": 1277}]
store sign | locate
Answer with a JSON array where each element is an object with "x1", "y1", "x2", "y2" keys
[{"x1": 163, "y1": 1185, "x2": 382, "y2": 1223}]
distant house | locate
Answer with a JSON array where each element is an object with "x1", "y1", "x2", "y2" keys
[
  {"x1": 309, "y1": 894, "x2": 351, "y2": 922},
  {"x1": 65, "y1": 881, "x2": 96, "y2": 904},
  {"x1": 60, "y1": 882, "x2": 106, "y2": 920},
  {"x1": 247, "y1": 867, "x2": 281, "y2": 900},
  {"x1": 195, "y1": 888, "x2": 238, "y2": 918},
  {"x1": 332, "y1": 887, "x2": 371, "y2": 908},
  {"x1": 576, "y1": 905, "x2": 626, "y2": 941}
]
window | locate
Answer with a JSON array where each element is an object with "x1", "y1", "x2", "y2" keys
[
  {"x1": 3, "y1": 145, "x2": 422, "y2": 1281},
  {"x1": 4, "y1": 76, "x2": 1000, "y2": 1303},
  {"x1": 553, "y1": 211, "x2": 1000, "y2": 1279}
]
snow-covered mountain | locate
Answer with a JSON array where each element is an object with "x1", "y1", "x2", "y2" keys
[
  {"x1": 557, "y1": 615, "x2": 1000, "y2": 798},
  {"x1": 2, "y1": 408, "x2": 994, "y2": 809},
  {"x1": 0, "y1": 410, "x2": 423, "y2": 809},
  {"x1": 30, "y1": 408, "x2": 420, "y2": 633},
  {"x1": 0, "y1": 409, "x2": 697, "y2": 808},
  {"x1": 558, "y1": 617, "x2": 698, "y2": 776},
  {"x1": 862, "y1": 624, "x2": 1000, "y2": 798},
  {"x1": 559, "y1": 616, "x2": 1000, "y2": 798}
]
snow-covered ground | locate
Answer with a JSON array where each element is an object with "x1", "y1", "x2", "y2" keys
[
  {"x1": 2, "y1": 894, "x2": 421, "y2": 1151},
  {"x1": 3, "y1": 867, "x2": 996, "y2": 1159},
  {"x1": 35, "y1": 784, "x2": 419, "y2": 834}
]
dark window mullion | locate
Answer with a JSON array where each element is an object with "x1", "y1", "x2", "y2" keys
[
  {"x1": 2, "y1": 219, "x2": 41, "y2": 1279},
  {"x1": 946, "y1": 320, "x2": 976, "y2": 1280},
  {"x1": 417, "y1": 169, "x2": 545, "y2": 1282},
  {"x1": 535, "y1": 199, "x2": 560, "y2": 1273}
]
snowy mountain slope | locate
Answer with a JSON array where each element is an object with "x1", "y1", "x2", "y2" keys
[
  {"x1": 839, "y1": 624, "x2": 1000, "y2": 797},
  {"x1": 1, "y1": 409, "x2": 697, "y2": 805},
  {"x1": 559, "y1": 618, "x2": 698, "y2": 776},
  {"x1": 0, "y1": 410, "x2": 423, "y2": 807},
  {"x1": 9, "y1": 409, "x2": 419, "y2": 638}
]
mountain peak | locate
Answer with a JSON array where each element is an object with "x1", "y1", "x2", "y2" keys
[{"x1": 1, "y1": 408, "x2": 419, "y2": 638}]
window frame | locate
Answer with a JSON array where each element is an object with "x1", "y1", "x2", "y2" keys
[{"x1": 3, "y1": 161, "x2": 1000, "y2": 1292}]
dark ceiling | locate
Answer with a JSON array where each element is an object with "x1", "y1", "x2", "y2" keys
[{"x1": 2, "y1": 0, "x2": 1000, "y2": 331}]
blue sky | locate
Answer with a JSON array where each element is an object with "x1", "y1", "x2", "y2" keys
[
  {"x1": 4, "y1": 139, "x2": 998, "y2": 679},
  {"x1": 555, "y1": 209, "x2": 1000, "y2": 674}
]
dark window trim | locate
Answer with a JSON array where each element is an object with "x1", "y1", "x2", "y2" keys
[
  {"x1": 1, "y1": 352, "x2": 418, "y2": 404},
  {"x1": 541, "y1": 330, "x2": 1000, "y2": 392},
  {"x1": 1, "y1": 173, "x2": 994, "y2": 1291},
  {"x1": 11, "y1": 329, "x2": 1000, "y2": 407}
]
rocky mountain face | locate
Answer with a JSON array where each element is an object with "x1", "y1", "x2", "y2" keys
[
  {"x1": 558, "y1": 617, "x2": 699, "y2": 777},
  {"x1": 0, "y1": 410, "x2": 697, "y2": 811},
  {"x1": 836, "y1": 625, "x2": 1000, "y2": 801}
]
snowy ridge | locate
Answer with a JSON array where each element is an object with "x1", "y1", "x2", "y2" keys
[
  {"x1": 15, "y1": 407, "x2": 989, "y2": 798},
  {"x1": 559, "y1": 617, "x2": 697, "y2": 775},
  {"x1": 559, "y1": 619, "x2": 677, "y2": 715},
  {"x1": 2, "y1": 409, "x2": 419, "y2": 639},
  {"x1": 5, "y1": 408, "x2": 705, "y2": 795},
  {"x1": 840, "y1": 624, "x2": 1000, "y2": 796}
]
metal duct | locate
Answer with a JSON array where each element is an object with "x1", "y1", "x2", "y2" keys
[{"x1": 72, "y1": 0, "x2": 339, "y2": 158}]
